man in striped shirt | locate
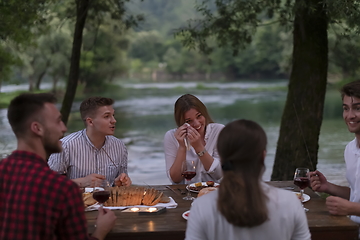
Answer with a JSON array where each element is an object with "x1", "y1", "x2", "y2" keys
[{"x1": 48, "y1": 97, "x2": 132, "y2": 187}]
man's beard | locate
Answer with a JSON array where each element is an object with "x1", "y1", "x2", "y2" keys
[{"x1": 43, "y1": 131, "x2": 62, "y2": 158}]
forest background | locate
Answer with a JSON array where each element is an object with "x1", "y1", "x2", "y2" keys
[{"x1": 2, "y1": 0, "x2": 359, "y2": 96}]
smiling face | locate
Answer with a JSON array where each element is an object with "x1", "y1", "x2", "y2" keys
[
  {"x1": 88, "y1": 105, "x2": 116, "y2": 136},
  {"x1": 343, "y1": 95, "x2": 360, "y2": 136},
  {"x1": 184, "y1": 108, "x2": 206, "y2": 136}
]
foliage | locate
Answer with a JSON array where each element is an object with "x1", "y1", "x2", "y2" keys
[
  {"x1": 3, "y1": 0, "x2": 360, "y2": 86},
  {"x1": 80, "y1": 18, "x2": 130, "y2": 91},
  {"x1": 0, "y1": 0, "x2": 48, "y2": 82}
]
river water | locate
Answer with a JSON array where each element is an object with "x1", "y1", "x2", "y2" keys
[{"x1": 0, "y1": 80, "x2": 352, "y2": 186}]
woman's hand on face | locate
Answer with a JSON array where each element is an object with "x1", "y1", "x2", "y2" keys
[
  {"x1": 186, "y1": 125, "x2": 202, "y2": 147},
  {"x1": 175, "y1": 124, "x2": 188, "y2": 147}
]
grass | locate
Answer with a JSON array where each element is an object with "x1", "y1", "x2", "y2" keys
[{"x1": 0, "y1": 90, "x2": 52, "y2": 109}]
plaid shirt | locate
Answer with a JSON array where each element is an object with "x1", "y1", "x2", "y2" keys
[{"x1": 0, "y1": 150, "x2": 97, "y2": 240}]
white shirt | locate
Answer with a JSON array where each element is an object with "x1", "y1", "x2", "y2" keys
[
  {"x1": 48, "y1": 129, "x2": 128, "y2": 186},
  {"x1": 186, "y1": 182, "x2": 311, "y2": 240},
  {"x1": 344, "y1": 138, "x2": 360, "y2": 224},
  {"x1": 164, "y1": 123, "x2": 224, "y2": 184}
]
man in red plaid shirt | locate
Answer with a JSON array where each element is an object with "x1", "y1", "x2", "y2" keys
[{"x1": 0, "y1": 93, "x2": 116, "y2": 240}]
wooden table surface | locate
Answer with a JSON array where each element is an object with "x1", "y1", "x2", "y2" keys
[{"x1": 85, "y1": 181, "x2": 359, "y2": 240}]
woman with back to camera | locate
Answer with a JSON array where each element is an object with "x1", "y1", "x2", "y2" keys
[
  {"x1": 185, "y1": 119, "x2": 311, "y2": 240},
  {"x1": 164, "y1": 94, "x2": 224, "y2": 184}
]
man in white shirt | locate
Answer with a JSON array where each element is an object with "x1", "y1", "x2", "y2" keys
[
  {"x1": 48, "y1": 97, "x2": 131, "y2": 187},
  {"x1": 310, "y1": 80, "x2": 360, "y2": 225}
]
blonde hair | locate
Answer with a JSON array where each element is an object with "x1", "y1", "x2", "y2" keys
[{"x1": 217, "y1": 119, "x2": 268, "y2": 227}]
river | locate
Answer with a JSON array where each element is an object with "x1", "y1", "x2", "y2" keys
[{"x1": 0, "y1": 80, "x2": 351, "y2": 186}]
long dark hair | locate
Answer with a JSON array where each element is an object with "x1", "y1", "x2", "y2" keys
[{"x1": 217, "y1": 119, "x2": 268, "y2": 227}]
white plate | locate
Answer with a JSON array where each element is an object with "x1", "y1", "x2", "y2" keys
[
  {"x1": 84, "y1": 187, "x2": 104, "y2": 193},
  {"x1": 182, "y1": 210, "x2": 190, "y2": 220},
  {"x1": 186, "y1": 182, "x2": 220, "y2": 193},
  {"x1": 293, "y1": 192, "x2": 310, "y2": 203}
]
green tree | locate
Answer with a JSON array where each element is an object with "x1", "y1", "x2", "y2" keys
[
  {"x1": 80, "y1": 18, "x2": 130, "y2": 92},
  {"x1": 60, "y1": 0, "x2": 144, "y2": 125},
  {"x1": 176, "y1": 0, "x2": 360, "y2": 180},
  {"x1": 0, "y1": 0, "x2": 47, "y2": 87}
]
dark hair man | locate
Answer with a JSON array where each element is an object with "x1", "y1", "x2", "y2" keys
[{"x1": 0, "y1": 93, "x2": 116, "y2": 240}]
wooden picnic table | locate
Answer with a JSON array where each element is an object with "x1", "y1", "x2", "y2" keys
[{"x1": 85, "y1": 181, "x2": 359, "y2": 240}]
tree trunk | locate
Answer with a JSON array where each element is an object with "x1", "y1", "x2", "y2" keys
[
  {"x1": 35, "y1": 69, "x2": 46, "y2": 90},
  {"x1": 35, "y1": 59, "x2": 51, "y2": 90},
  {"x1": 28, "y1": 75, "x2": 34, "y2": 92},
  {"x1": 60, "y1": 0, "x2": 90, "y2": 125},
  {"x1": 271, "y1": 0, "x2": 328, "y2": 180},
  {"x1": 52, "y1": 75, "x2": 59, "y2": 94}
]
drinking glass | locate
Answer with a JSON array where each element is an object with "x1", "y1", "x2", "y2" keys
[
  {"x1": 56, "y1": 162, "x2": 67, "y2": 177},
  {"x1": 181, "y1": 161, "x2": 196, "y2": 200},
  {"x1": 293, "y1": 167, "x2": 310, "y2": 212},
  {"x1": 92, "y1": 179, "x2": 110, "y2": 207}
]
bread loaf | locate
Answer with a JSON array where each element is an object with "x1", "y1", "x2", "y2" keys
[{"x1": 83, "y1": 192, "x2": 97, "y2": 207}]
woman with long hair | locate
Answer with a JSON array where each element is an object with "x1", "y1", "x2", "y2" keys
[
  {"x1": 185, "y1": 119, "x2": 310, "y2": 240},
  {"x1": 164, "y1": 94, "x2": 224, "y2": 184}
]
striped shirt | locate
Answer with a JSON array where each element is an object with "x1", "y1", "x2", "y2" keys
[{"x1": 48, "y1": 129, "x2": 128, "y2": 186}]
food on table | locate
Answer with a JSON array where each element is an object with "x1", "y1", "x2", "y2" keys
[
  {"x1": 206, "y1": 181, "x2": 214, "y2": 187},
  {"x1": 194, "y1": 182, "x2": 203, "y2": 187},
  {"x1": 83, "y1": 192, "x2": 97, "y2": 207},
  {"x1": 82, "y1": 186, "x2": 169, "y2": 207},
  {"x1": 160, "y1": 194, "x2": 171, "y2": 203},
  {"x1": 198, "y1": 187, "x2": 218, "y2": 197},
  {"x1": 189, "y1": 182, "x2": 219, "y2": 192}
]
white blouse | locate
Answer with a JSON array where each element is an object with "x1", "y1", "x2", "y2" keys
[
  {"x1": 163, "y1": 123, "x2": 224, "y2": 184},
  {"x1": 186, "y1": 182, "x2": 311, "y2": 240}
]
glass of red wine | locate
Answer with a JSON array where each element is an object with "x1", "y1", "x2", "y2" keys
[
  {"x1": 293, "y1": 167, "x2": 310, "y2": 212},
  {"x1": 181, "y1": 160, "x2": 196, "y2": 200},
  {"x1": 92, "y1": 179, "x2": 110, "y2": 207}
]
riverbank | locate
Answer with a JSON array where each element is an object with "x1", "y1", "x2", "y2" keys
[{"x1": 0, "y1": 80, "x2": 350, "y2": 186}]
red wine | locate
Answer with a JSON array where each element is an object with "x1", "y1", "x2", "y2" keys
[
  {"x1": 182, "y1": 171, "x2": 196, "y2": 180},
  {"x1": 294, "y1": 177, "x2": 309, "y2": 189},
  {"x1": 93, "y1": 191, "x2": 110, "y2": 203}
]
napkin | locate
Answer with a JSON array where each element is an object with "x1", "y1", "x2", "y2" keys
[{"x1": 85, "y1": 197, "x2": 178, "y2": 212}]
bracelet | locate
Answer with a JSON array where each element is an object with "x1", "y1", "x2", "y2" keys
[{"x1": 196, "y1": 149, "x2": 207, "y2": 157}]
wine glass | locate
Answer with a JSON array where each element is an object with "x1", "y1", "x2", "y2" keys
[
  {"x1": 181, "y1": 161, "x2": 196, "y2": 200},
  {"x1": 56, "y1": 162, "x2": 67, "y2": 177},
  {"x1": 293, "y1": 167, "x2": 310, "y2": 212},
  {"x1": 92, "y1": 179, "x2": 110, "y2": 207}
]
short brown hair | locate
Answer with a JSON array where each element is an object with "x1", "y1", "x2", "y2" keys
[
  {"x1": 7, "y1": 93, "x2": 57, "y2": 137},
  {"x1": 340, "y1": 80, "x2": 360, "y2": 100},
  {"x1": 217, "y1": 119, "x2": 268, "y2": 227},
  {"x1": 174, "y1": 94, "x2": 214, "y2": 127},
  {"x1": 80, "y1": 97, "x2": 114, "y2": 123}
]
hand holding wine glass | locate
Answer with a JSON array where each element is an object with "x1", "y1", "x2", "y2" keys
[
  {"x1": 293, "y1": 167, "x2": 310, "y2": 212},
  {"x1": 181, "y1": 161, "x2": 196, "y2": 200},
  {"x1": 93, "y1": 179, "x2": 110, "y2": 207}
]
